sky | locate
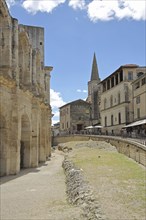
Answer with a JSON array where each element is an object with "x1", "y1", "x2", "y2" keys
[{"x1": 6, "y1": 0, "x2": 146, "y2": 124}]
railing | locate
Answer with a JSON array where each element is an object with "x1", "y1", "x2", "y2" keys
[{"x1": 54, "y1": 131, "x2": 146, "y2": 146}]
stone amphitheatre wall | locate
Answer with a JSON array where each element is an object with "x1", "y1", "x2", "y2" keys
[{"x1": 53, "y1": 135, "x2": 146, "y2": 167}]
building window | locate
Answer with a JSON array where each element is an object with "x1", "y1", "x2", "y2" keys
[
  {"x1": 105, "y1": 116, "x2": 107, "y2": 127},
  {"x1": 110, "y1": 95, "x2": 113, "y2": 107},
  {"x1": 104, "y1": 98, "x2": 107, "y2": 109},
  {"x1": 128, "y1": 71, "x2": 133, "y2": 80},
  {"x1": 118, "y1": 113, "x2": 121, "y2": 124},
  {"x1": 118, "y1": 92, "x2": 121, "y2": 104},
  {"x1": 66, "y1": 122, "x2": 68, "y2": 128},
  {"x1": 107, "y1": 79, "x2": 110, "y2": 90},
  {"x1": 135, "y1": 82, "x2": 140, "y2": 90},
  {"x1": 111, "y1": 77, "x2": 114, "y2": 87},
  {"x1": 111, "y1": 115, "x2": 113, "y2": 126},
  {"x1": 136, "y1": 96, "x2": 140, "y2": 104},
  {"x1": 103, "y1": 82, "x2": 106, "y2": 92},
  {"x1": 137, "y1": 72, "x2": 144, "y2": 78},
  {"x1": 141, "y1": 77, "x2": 146, "y2": 86},
  {"x1": 120, "y1": 70, "x2": 123, "y2": 82},
  {"x1": 137, "y1": 108, "x2": 140, "y2": 119},
  {"x1": 115, "y1": 74, "x2": 118, "y2": 85}
]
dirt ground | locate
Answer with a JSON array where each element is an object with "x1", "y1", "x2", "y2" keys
[{"x1": 0, "y1": 150, "x2": 83, "y2": 220}]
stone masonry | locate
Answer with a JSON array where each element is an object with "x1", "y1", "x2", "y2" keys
[{"x1": 0, "y1": 0, "x2": 53, "y2": 176}]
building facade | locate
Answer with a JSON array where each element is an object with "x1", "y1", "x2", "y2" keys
[
  {"x1": 0, "y1": 0, "x2": 53, "y2": 176},
  {"x1": 100, "y1": 65, "x2": 146, "y2": 135},
  {"x1": 60, "y1": 99, "x2": 91, "y2": 134},
  {"x1": 132, "y1": 72, "x2": 146, "y2": 121}
]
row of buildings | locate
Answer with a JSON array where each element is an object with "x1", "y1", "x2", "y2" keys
[
  {"x1": 0, "y1": 0, "x2": 53, "y2": 176},
  {"x1": 58, "y1": 54, "x2": 146, "y2": 137}
]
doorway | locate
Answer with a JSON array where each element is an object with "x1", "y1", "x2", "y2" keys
[{"x1": 20, "y1": 114, "x2": 31, "y2": 169}]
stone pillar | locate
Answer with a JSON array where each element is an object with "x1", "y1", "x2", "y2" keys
[
  {"x1": 9, "y1": 87, "x2": 19, "y2": 175},
  {"x1": 29, "y1": 47, "x2": 32, "y2": 84},
  {"x1": 25, "y1": 47, "x2": 32, "y2": 86},
  {"x1": 32, "y1": 50, "x2": 37, "y2": 85},
  {"x1": 12, "y1": 18, "x2": 19, "y2": 85},
  {"x1": 44, "y1": 66, "x2": 53, "y2": 104},
  {"x1": 39, "y1": 107, "x2": 47, "y2": 162},
  {"x1": 31, "y1": 101, "x2": 39, "y2": 167},
  {"x1": 47, "y1": 108, "x2": 52, "y2": 157}
]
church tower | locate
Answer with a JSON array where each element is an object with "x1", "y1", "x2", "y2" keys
[{"x1": 87, "y1": 53, "x2": 101, "y2": 125}]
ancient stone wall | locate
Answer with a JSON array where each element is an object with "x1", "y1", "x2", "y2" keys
[
  {"x1": 0, "y1": 0, "x2": 52, "y2": 176},
  {"x1": 53, "y1": 135, "x2": 146, "y2": 167}
]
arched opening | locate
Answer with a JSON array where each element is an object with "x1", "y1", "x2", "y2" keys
[
  {"x1": 118, "y1": 92, "x2": 121, "y2": 104},
  {"x1": 118, "y1": 112, "x2": 121, "y2": 124},
  {"x1": 20, "y1": 114, "x2": 31, "y2": 169},
  {"x1": 0, "y1": 115, "x2": 7, "y2": 176},
  {"x1": 111, "y1": 115, "x2": 114, "y2": 126},
  {"x1": 105, "y1": 116, "x2": 107, "y2": 127}
]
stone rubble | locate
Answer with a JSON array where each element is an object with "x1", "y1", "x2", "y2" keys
[
  {"x1": 62, "y1": 156, "x2": 107, "y2": 220},
  {"x1": 58, "y1": 144, "x2": 73, "y2": 153}
]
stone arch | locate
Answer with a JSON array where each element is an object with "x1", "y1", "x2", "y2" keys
[
  {"x1": 19, "y1": 31, "x2": 31, "y2": 86},
  {"x1": 0, "y1": 114, "x2": 8, "y2": 176},
  {"x1": 0, "y1": 0, "x2": 12, "y2": 72},
  {"x1": 20, "y1": 114, "x2": 31, "y2": 168}
]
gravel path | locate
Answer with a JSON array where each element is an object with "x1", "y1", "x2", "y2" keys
[{"x1": 0, "y1": 150, "x2": 83, "y2": 220}]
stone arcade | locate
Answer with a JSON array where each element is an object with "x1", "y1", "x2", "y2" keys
[{"x1": 0, "y1": 0, "x2": 53, "y2": 176}]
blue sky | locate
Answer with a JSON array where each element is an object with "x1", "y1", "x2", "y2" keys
[{"x1": 6, "y1": 0, "x2": 146, "y2": 124}]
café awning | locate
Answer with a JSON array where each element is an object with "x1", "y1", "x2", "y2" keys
[
  {"x1": 85, "y1": 126, "x2": 94, "y2": 129},
  {"x1": 124, "y1": 119, "x2": 146, "y2": 128},
  {"x1": 85, "y1": 125, "x2": 103, "y2": 129}
]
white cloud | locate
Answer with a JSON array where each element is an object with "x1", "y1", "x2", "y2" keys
[
  {"x1": 83, "y1": 89, "x2": 87, "y2": 93},
  {"x1": 52, "y1": 118, "x2": 59, "y2": 125},
  {"x1": 22, "y1": 0, "x2": 66, "y2": 14},
  {"x1": 50, "y1": 89, "x2": 66, "y2": 125},
  {"x1": 87, "y1": 0, "x2": 146, "y2": 21},
  {"x1": 50, "y1": 88, "x2": 66, "y2": 109},
  {"x1": 77, "y1": 89, "x2": 87, "y2": 93},
  {"x1": 6, "y1": 0, "x2": 16, "y2": 8},
  {"x1": 53, "y1": 110, "x2": 60, "y2": 118},
  {"x1": 68, "y1": 0, "x2": 86, "y2": 10},
  {"x1": 116, "y1": 0, "x2": 146, "y2": 20},
  {"x1": 7, "y1": 0, "x2": 146, "y2": 21}
]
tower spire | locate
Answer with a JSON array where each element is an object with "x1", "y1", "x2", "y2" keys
[{"x1": 90, "y1": 53, "x2": 100, "y2": 81}]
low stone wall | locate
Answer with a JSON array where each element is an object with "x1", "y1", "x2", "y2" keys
[
  {"x1": 53, "y1": 135, "x2": 146, "y2": 167},
  {"x1": 62, "y1": 157, "x2": 106, "y2": 220}
]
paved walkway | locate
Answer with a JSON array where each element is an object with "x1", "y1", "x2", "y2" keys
[{"x1": 0, "y1": 151, "x2": 82, "y2": 220}]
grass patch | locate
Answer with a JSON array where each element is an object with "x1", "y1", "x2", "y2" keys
[{"x1": 68, "y1": 144, "x2": 146, "y2": 219}]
